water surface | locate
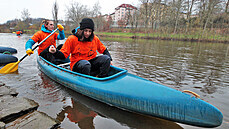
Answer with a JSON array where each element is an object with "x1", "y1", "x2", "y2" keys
[{"x1": 0, "y1": 33, "x2": 228, "y2": 129}]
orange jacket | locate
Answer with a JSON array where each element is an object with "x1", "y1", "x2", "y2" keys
[
  {"x1": 66, "y1": 108, "x2": 97, "y2": 123},
  {"x1": 16, "y1": 31, "x2": 22, "y2": 35},
  {"x1": 31, "y1": 31, "x2": 59, "y2": 55},
  {"x1": 60, "y1": 35, "x2": 106, "y2": 70}
]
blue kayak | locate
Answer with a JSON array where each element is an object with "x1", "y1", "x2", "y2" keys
[
  {"x1": 37, "y1": 56, "x2": 223, "y2": 127},
  {"x1": 0, "y1": 46, "x2": 17, "y2": 54},
  {"x1": 0, "y1": 53, "x2": 18, "y2": 65}
]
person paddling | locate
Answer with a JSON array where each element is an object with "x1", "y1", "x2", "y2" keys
[
  {"x1": 25, "y1": 19, "x2": 65, "y2": 56},
  {"x1": 45, "y1": 18, "x2": 112, "y2": 77}
]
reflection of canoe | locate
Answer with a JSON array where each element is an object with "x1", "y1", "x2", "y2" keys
[
  {"x1": 0, "y1": 46, "x2": 17, "y2": 54},
  {"x1": 37, "y1": 56, "x2": 223, "y2": 127},
  {"x1": 0, "y1": 54, "x2": 18, "y2": 65}
]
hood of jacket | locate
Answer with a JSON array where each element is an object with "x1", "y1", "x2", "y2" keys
[{"x1": 41, "y1": 25, "x2": 53, "y2": 33}]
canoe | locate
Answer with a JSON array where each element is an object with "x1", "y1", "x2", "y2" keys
[
  {"x1": 37, "y1": 56, "x2": 223, "y2": 127},
  {"x1": 0, "y1": 54, "x2": 18, "y2": 65},
  {"x1": 0, "y1": 46, "x2": 17, "y2": 54}
]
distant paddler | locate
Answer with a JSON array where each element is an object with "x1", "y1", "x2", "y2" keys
[{"x1": 16, "y1": 30, "x2": 23, "y2": 36}]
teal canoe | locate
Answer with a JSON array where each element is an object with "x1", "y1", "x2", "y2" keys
[
  {"x1": 37, "y1": 56, "x2": 223, "y2": 127},
  {"x1": 0, "y1": 46, "x2": 17, "y2": 54},
  {"x1": 0, "y1": 53, "x2": 18, "y2": 65}
]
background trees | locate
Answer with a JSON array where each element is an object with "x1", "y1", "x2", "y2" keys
[
  {"x1": 0, "y1": 0, "x2": 228, "y2": 39},
  {"x1": 137, "y1": 0, "x2": 228, "y2": 36}
]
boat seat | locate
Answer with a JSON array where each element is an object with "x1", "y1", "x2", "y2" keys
[{"x1": 57, "y1": 62, "x2": 71, "y2": 70}]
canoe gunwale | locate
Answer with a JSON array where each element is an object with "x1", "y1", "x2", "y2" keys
[{"x1": 38, "y1": 56, "x2": 128, "y2": 81}]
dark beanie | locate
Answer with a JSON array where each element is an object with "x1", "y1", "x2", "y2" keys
[{"x1": 80, "y1": 18, "x2": 94, "y2": 31}]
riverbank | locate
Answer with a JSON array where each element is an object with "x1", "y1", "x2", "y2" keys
[{"x1": 95, "y1": 31, "x2": 229, "y2": 44}]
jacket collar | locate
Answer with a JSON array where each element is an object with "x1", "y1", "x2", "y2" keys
[{"x1": 41, "y1": 25, "x2": 53, "y2": 33}]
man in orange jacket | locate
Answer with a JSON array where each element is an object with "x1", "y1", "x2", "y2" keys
[
  {"x1": 45, "y1": 18, "x2": 112, "y2": 77},
  {"x1": 25, "y1": 19, "x2": 65, "y2": 56}
]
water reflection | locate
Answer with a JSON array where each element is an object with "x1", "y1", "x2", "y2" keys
[
  {"x1": 57, "y1": 98, "x2": 97, "y2": 129},
  {"x1": 35, "y1": 72, "x2": 63, "y2": 102}
]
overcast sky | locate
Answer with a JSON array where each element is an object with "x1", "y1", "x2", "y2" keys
[{"x1": 1, "y1": 0, "x2": 140, "y2": 24}]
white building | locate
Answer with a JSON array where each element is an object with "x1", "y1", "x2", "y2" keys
[{"x1": 111, "y1": 4, "x2": 137, "y2": 27}]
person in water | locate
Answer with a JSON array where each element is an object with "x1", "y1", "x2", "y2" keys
[
  {"x1": 25, "y1": 19, "x2": 65, "y2": 56},
  {"x1": 45, "y1": 18, "x2": 112, "y2": 77}
]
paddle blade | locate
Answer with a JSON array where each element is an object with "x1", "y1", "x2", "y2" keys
[{"x1": 0, "y1": 61, "x2": 20, "y2": 74}]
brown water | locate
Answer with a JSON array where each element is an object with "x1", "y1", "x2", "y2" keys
[{"x1": 0, "y1": 33, "x2": 228, "y2": 129}]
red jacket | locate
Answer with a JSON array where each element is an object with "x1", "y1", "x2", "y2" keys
[{"x1": 60, "y1": 35, "x2": 106, "y2": 70}]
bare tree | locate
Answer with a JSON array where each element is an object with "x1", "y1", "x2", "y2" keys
[
  {"x1": 197, "y1": 0, "x2": 209, "y2": 29},
  {"x1": 124, "y1": 7, "x2": 134, "y2": 28},
  {"x1": 91, "y1": 2, "x2": 103, "y2": 31},
  {"x1": 202, "y1": 0, "x2": 224, "y2": 35},
  {"x1": 226, "y1": 0, "x2": 229, "y2": 13},
  {"x1": 133, "y1": 9, "x2": 140, "y2": 28},
  {"x1": 139, "y1": 0, "x2": 151, "y2": 28},
  {"x1": 154, "y1": 0, "x2": 162, "y2": 30},
  {"x1": 21, "y1": 8, "x2": 31, "y2": 29},
  {"x1": 52, "y1": 1, "x2": 59, "y2": 28},
  {"x1": 65, "y1": 2, "x2": 89, "y2": 28},
  {"x1": 91, "y1": 1, "x2": 101, "y2": 17},
  {"x1": 21, "y1": 9, "x2": 30, "y2": 21},
  {"x1": 172, "y1": 0, "x2": 184, "y2": 33},
  {"x1": 185, "y1": 0, "x2": 197, "y2": 32},
  {"x1": 150, "y1": 0, "x2": 168, "y2": 30}
]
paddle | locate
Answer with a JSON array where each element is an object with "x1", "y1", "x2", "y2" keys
[{"x1": 0, "y1": 28, "x2": 58, "y2": 74}]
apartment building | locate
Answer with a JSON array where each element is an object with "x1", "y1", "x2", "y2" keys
[{"x1": 110, "y1": 4, "x2": 137, "y2": 27}]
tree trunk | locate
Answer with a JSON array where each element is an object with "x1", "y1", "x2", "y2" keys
[
  {"x1": 173, "y1": 0, "x2": 182, "y2": 34},
  {"x1": 186, "y1": 0, "x2": 195, "y2": 33},
  {"x1": 226, "y1": 0, "x2": 229, "y2": 13},
  {"x1": 52, "y1": 1, "x2": 59, "y2": 28}
]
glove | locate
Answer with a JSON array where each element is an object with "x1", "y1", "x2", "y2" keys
[
  {"x1": 57, "y1": 24, "x2": 64, "y2": 31},
  {"x1": 26, "y1": 49, "x2": 34, "y2": 56}
]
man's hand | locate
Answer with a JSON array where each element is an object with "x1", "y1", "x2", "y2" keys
[{"x1": 26, "y1": 49, "x2": 34, "y2": 56}]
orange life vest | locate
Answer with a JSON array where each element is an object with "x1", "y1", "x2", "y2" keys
[{"x1": 60, "y1": 35, "x2": 106, "y2": 70}]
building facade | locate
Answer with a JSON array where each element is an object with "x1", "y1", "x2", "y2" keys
[{"x1": 110, "y1": 4, "x2": 137, "y2": 27}]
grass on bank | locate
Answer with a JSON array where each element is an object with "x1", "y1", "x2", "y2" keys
[{"x1": 95, "y1": 30, "x2": 229, "y2": 42}]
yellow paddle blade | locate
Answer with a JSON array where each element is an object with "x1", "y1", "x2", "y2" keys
[{"x1": 0, "y1": 61, "x2": 20, "y2": 74}]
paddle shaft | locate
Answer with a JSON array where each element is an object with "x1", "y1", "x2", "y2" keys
[{"x1": 20, "y1": 28, "x2": 58, "y2": 62}]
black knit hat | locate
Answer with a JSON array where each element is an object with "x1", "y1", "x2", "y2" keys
[{"x1": 80, "y1": 18, "x2": 94, "y2": 31}]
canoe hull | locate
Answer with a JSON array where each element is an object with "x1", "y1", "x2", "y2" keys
[
  {"x1": 37, "y1": 56, "x2": 223, "y2": 127},
  {"x1": 0, "y1": 46, "x2": 17, "y2": 54},
  {"x1": 0, "y1": 54, "x2": 18, "y2": 65}
]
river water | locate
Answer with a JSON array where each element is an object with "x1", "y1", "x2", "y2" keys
[{"x1": 0, "y1": 33, "x2": 228, "y2": 129}]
